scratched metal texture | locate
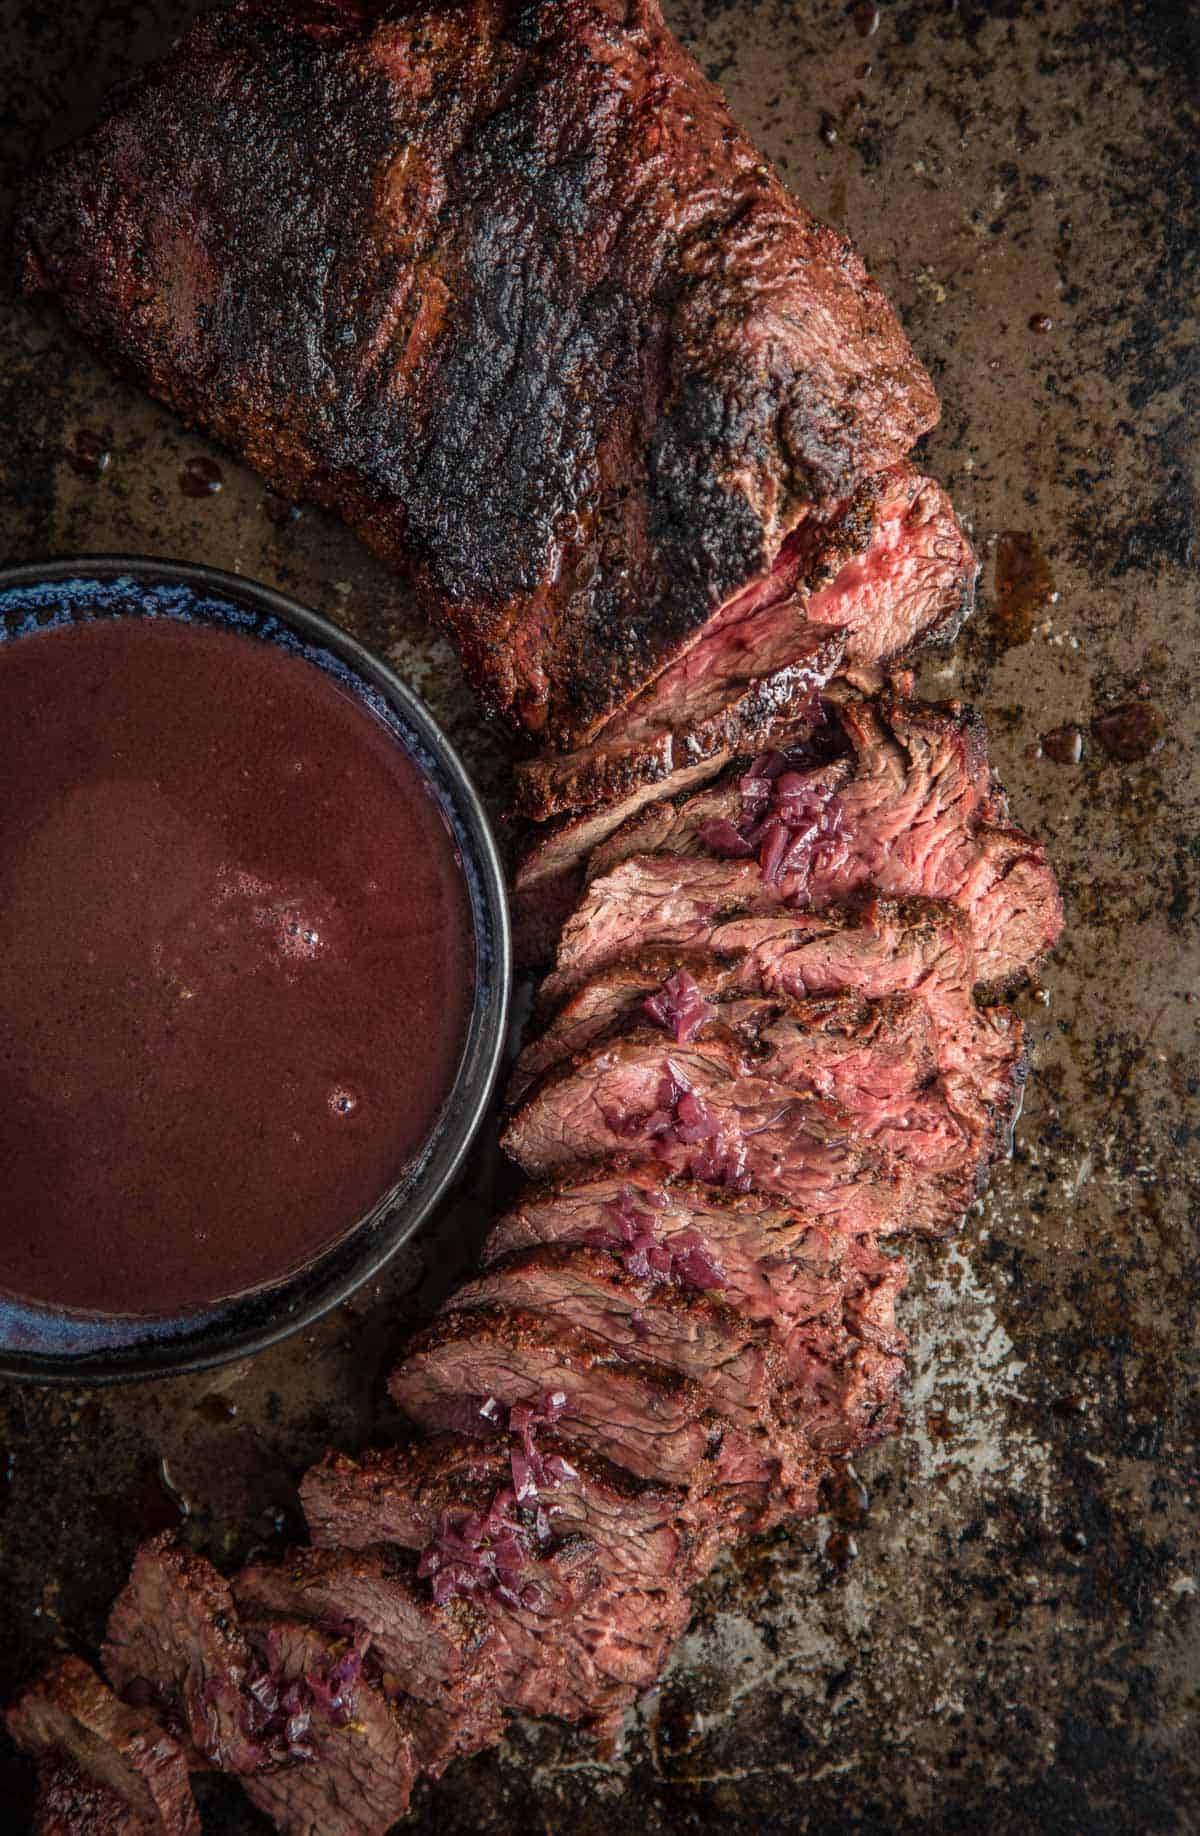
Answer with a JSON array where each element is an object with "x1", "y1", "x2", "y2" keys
[{"x1": 0, "y1": 1, "x2": 1196, "y2": 1830}]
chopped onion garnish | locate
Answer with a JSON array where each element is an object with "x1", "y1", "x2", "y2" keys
[{"x1": 643, "y1": 969, "x2": 712, "y2": 1043}]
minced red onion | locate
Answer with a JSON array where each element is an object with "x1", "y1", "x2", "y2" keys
[
  {"x1": 643, "y1": 969, "x2": 712, "y2": 1043},
  {"x1": 584, "y1": 1190, "x2": 726, "y2": 1291},
  {"x1": 242, "y1": 1627, "x2": 369, "y2": 1763},
  {"x1": 699, "y1": 745, "x2": 842, "y2": 897},
  {"x1": 416, "y1": 1392, "x2": 576, "y2": 1609}
]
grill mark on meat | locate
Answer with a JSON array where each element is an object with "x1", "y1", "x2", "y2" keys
[
  {"x1": 511, "y1": 467, "x2": 975, "y2": 822},
  {"x1": 16, "y1": 0, "x2": 938, "y2": 749},
  {"x1": 6, "y1": 1656, "x2": 199, "y2": 1836}
]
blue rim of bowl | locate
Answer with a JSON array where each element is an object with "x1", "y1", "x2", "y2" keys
[{"x1": 0, "y1": 557, "x2": 511, "y2": 1385}]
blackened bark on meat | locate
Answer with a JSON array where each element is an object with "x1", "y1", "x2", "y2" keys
[
  {"x1": 17, "y1": 0, "x2": 938, "y2": 747},
  {"x1": 510, "y1": 467, "x2": 975, "y2": 822}
]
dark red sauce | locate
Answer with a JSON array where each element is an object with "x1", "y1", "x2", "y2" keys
[{"x1": 0, "y1": 616, "x2": 474, "y2": 1315}]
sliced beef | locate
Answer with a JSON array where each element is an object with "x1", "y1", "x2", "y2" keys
[
  {"x1": 237, "y1": 1621, "x2": 414, "y2": 1836},
  {"x1": 481, "y1": 1168, "x2": 907, "y2": 1455},
  {"x1": 514, "y1": 980, "x2": 985, "y2": 1206},
  {"x1": 101, "y1": 1535, "x2": 260, "y2": 1776},
  {"x1": 301, "y1": 1436, "x2": 716, "y2": 1592},
  {"x1": 512, "y1": 467, "x2": 974, "y2": 822},
  {"x1": 232, "y1": 1546, "x2": 503, "y2": 1774},
  {"x1": 450, "y1": 1245, "x2": 814, "y2": 1488},
  {"x1": 579, "y1": 692, "x2": 1062, "y2": 991},
  {"x1": 511, "y1": 623, "x2": 844, "y2": 824},
  {"x1": 455, "y1": 1239, "x2": 898, "y2": 1466},
  {"x1": 537, "y1": 891, "x2": 1025, "y2": 1164},
  {"x1": 19, "y1": 0, "x2": 939, "y2": 752},
  {"x1": 513, "y1": 967, "x2": 934, "y2": 1106},
  {"x1": 33, "y1": 1754, "x2": 148, "y2": 1836},
  {"x1": 298, "y1": 1440, "x2": 701, "y2": 1737},
  {"x1": 7, "y1": 1657, "x2": 199, "y2": 1836},
  {"x1": 500, "y1": 1027, "x2": 939, "y2": 1231},
  {"x1": 388, "y1": 1309, "x2": 799, "y2": 1523},
  {"x1": 506, "y1": 727, "x2": 829, "y2": 969}
]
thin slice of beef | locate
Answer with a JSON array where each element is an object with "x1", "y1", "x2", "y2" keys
[
  {"x1": 512, "y1": 747, "x2": 842, "y2": 968},
  {"x1": 388, "y1": 1309, "x2": 798, "y2": 1524},
  {"x1": 301, "y1": 1436, "x2": 717, "y2": 1592},
  {"x1": 510, "y1": 623, "x2": 844, "y2": 824},
  {"x1": 537, "y1": 887, "x2": 1025, "y2": 1166},
  {"x1": 582, "y1": 692, "x2": 1062, "y2": 991},
  {"x1": 237, "y1": 1621, "x2": 414, "y2": 1836},
  {"x1": 515, "y1": 986, "x2": 979, "y2": 1203},
  {"x1": 481, "y1": 1168, "x2": 908, "y2": 1459},
  {"x1": 33, "y1": 1753, "x2": 147, "y2": 1836},
  {"x1": 18, "y1": 0, "x2": 940, "y2": 751},
  {"x1": 513, "y1": 969, "x2": 934, "y2": 1106},
  {"x1": 449, "y1": 1245, "x2": 815, "y2": 1494},
  {"x1": 511, "y1": 468, "x2": 974, "y2": 822},
  {"x1": 300, "y1": 1440, "x2": 706, "y2": 1738},
  {"x1": 232, "y1": 1546, "x2": 503, "y2": 1775},
  {"x1": 7, "y1": 1657, "x2": 199, "y2": 1836},
  {"x1": 500, "y1": 1028, "x2": 932, "y2": 1232},
  {"x1": 453, "y1": 1241, "x2": 895, "y2": 1470},
  {"x1": 101, "y1": 1536, "x2": 260, "y2": 1776}
]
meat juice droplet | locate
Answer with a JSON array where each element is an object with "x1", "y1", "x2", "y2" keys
[
  {"x1": 1029, "y1": 313, "x2": 1054, "y2": 334},
  {"x1": 68, "y1": 429, "x2": 111, "y2": 477},
  {"x1": 849, "y1": 1, "x2": 880, "y2": 36},
  {"x1": 819, "y1": 1458, "x2": 869, "y2": 1523},
  {"x1": 179, "y1": 455, "x2": 223, "y2": 497},
  {"x1": 1091, "y1": 701, "x2": 1165, "y2": 762},
  {"x1": 991, "y1": 531, "x2": 1055, "y2": 647},
  {"x1": 1041, "y1": 723, "x2": 1083, "y2": 764},
  {"x1": 263, "y1": 490, "x2": 302, "y2": 526}
]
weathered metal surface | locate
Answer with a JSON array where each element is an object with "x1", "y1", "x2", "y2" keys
[{"x1": 0, "y1": 1, "x2": 1196, "y2": 1830}]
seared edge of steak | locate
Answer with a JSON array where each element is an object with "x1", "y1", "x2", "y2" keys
[
  {"x1": 7, "y1": 1656, "x2": 199, "y2": 1836},
  {"x1": 16, "y1": 0, "x2": 939, "y2": 750},
  {"x1": 101, "y1": 1536, "x2": 259, "y2": 1776}
]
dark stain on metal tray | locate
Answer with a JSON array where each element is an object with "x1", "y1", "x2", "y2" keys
[{"x1": 0, "y1": 1, "x2": 1197, "y2": 1830}]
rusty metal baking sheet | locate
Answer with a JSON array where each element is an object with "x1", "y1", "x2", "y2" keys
[{"x1": 0, "y1": 1, "x2": 1197, "y2": 1830}]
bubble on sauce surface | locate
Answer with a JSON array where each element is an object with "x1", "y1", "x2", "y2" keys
[{"x1": 328, "y1": 1086, "x2": 359, "y2": 1117}]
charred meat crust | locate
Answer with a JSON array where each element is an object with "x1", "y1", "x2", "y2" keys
[{"x1": 17, "y1": 0, "x2": 938, "y2": 747}]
